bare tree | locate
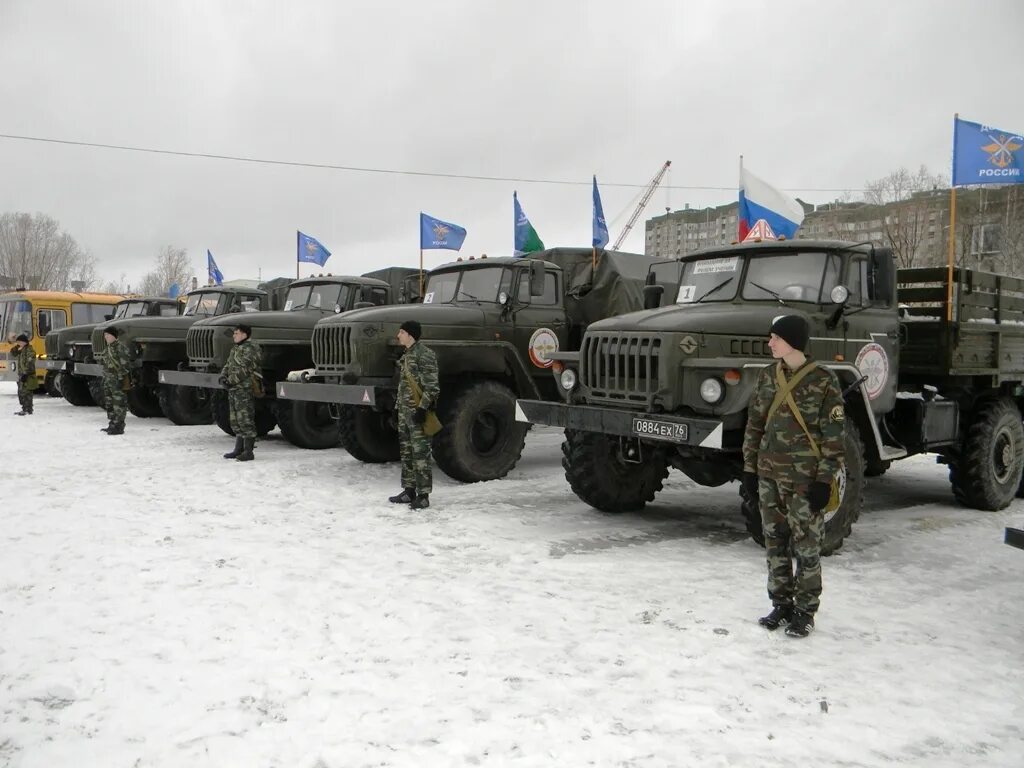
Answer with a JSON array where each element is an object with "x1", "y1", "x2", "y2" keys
[
  {"x1": 0, "y1": 212, "x2": 92, "y2": 290},
  {"x1": 101, "y1": 273, "x2": 130, "y2": 294},
  {"x1": 864, "y1": 166, "x2": 947, "y2": 268},
  {"x1": 139, "y1": 246, "x2": 193, "y2": 296}
]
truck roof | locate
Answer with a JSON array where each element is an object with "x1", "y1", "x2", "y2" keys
[
  {"x1": 289, "y1": 275, "x2": 391, "y2": 289},
  {"x1": 681, "y1": 240, "x2": 875, "y2": 260},
  {"x1": 187, "y1": 284, "x2": 268, "y2": 297}
]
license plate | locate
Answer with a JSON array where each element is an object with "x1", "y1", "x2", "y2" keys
[{"x1": 632, "y1": 416, "x2": 688, "y2": 442}]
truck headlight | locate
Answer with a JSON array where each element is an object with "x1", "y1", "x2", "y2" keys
[
  {"x1": 700, "y1": 377, "x2": 724, "y2": 403},
  {"x1": 559, "y1": 368, "x2": 577, "y2": 391}
]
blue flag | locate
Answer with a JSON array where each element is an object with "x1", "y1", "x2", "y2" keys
[
  {"x1": 952, "y1": 117, "x2": 1024, "y2": 187},
  {"x1": 297, "y1": 231, "x2": 331, "y2": 266},
  {"x1": 513, "y1": 191, "x2": 545, "y2": 256},
  {"x1": 207, "y1": 250, "x2": 224, "y2": 286},
  {"x1": 592, "y1": 175, "x2": 609, "y2": 249},
  {"x1": 420, "y1": 213, "x2": 467, "y2": 251}
]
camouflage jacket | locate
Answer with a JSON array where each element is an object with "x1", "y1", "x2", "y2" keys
[
  {"x1": 222, "y1": 339, "x2": 262, "y2": 389},
  {"x1": 13, "y1": 344, "x2": 35, "y2": 378},
  {"x1": 397, "y1": 341, "x2": 440, "y2": 412},
  {"x1": 742, "y1": 358, "x2": 846, "y2": 484},
  {"x1": 101, "y1": 339, "x2": 132, "y2": 379}
]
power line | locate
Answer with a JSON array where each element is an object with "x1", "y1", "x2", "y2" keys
[{"x1": 0, "y1": 132, "x2": 868, "y2": 194}]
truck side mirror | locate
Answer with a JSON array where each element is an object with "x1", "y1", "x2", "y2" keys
[
  {"x1": 529, "y1": 261, "x2": 546, "y2": 297},
  {"x1": 870, "y1": 247, "x2": 896, "y2": 305},
  {"x1": 643, "y1": 284, "x2": 664, "y2": 310}
]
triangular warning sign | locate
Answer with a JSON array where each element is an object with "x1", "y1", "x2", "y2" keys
[
  {"x1": 362, "y1": 389, "x2": 371, "y2": 403},
  {"x1": 743, "y1": 219, "x2": 777, "y2": 242}
]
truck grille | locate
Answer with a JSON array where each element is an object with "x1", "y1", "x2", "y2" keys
[
  {"x1": 582, "y1": 333, "x2": 661, "y2": 401},
  {"x1": 729, "y1": 338, "x2": 771, "y2": 357},
  {"x1": 45, "y1": 335, "x2": 59, "y2": 357},
  {"x1": 187, "y1": 327, "x2": 216, "y2": 363},
  {"x1": 312, "y1": 325, "x2": 354, "y2": 370}
]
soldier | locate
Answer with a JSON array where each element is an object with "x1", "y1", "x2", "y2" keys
[
  {"x1": 742, "y1": 315, "x2": 846, "y2": 638},
  {"x1": 218, "y1": 323, "x2": 262, "y2": 462},
  {"x1": 388, "y1": 320, "x2": 439, "y2": 509},
  {"x1": 11, "y1": 334, "x2": 36, "y2": 416},
  {"x1": 98, "y1": 327, "x2": 132, "y2": 435}
]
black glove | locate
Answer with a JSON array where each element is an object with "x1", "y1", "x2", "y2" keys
[
  {"x1": 807, "y1": 481, "x2": 831, "y2": 513},
  {"x1": 413, "y1": 407, "x2": 428, "y2": 425},
  {"x1": 217, "y1": 375, "x2": 229, "y2": 388},
  {"x1": 742, "y1": 471, "x2": 759, "y2": 498}
]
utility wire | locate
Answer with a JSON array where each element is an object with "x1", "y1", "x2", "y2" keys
[{"x1": 0, "y1": 132, "x2": 867, "y2": 194}]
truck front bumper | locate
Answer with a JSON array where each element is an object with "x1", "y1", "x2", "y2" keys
[
  {"x1": 275, "y1": 380, "x2": 379, "y2": 407},
  {"x1": 158, "y1": 370, "x2": 225, "y2": 390},
  {"x1": 72, "y1": 363, "x2": 104, "y2": 377},
  {"x1": 41, "y1": 359, "x2": 69, "y2": 372},
  {"x1": 1006, "y1": 527, "x2": 1024, "y2": 550},
  {"x1": 514, "y1": 399, "x2": 724, "y2": 450}
]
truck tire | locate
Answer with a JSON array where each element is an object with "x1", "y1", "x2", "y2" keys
[
  {"x1": 126, "y1": 386, "x2": 164, "y2": 418},
  {"x1": 561, "y1": 430, "x2": 669, "y2": 512},
  {"x1": 44, "y1": 370, "x2": 61, "y2": 397},
  {"x1": 740, "y1": 425, "x2": 866, "y2": 556},
  {"x1": 275, "y1": 400, "x2": 342, "y2": 449},
  {"x1": 211, "y1": 392, "x2": 277, "y2": 437},
  {"x1": 157, "y1": 384, "x2": 213, "y2": 426},
  {"x1": 432, "y1": 380, "x2": 527, "y2": 482},
  {"x1": 949, "y1": 398, "x2": 1024, "y2": 511},
  {"x1": 88, "y1": 377, "x2": 106, "y2": 408},
  {"x1": 338, "y1": 405, "x2": 399, "y2": 463},
  {"x1": 59, "y1": 372, "x2": 96, "y2": 407}
]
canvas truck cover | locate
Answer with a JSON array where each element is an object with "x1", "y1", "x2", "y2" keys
[
  {"x1": 536, "y1": 247, "x2": 674, "y2": 326},
  {"x1": 362, "y1": 267, "x2": 421, "y2": 303},
  {"x1": 258, "y1": 277, "x2": 294, "y2": 311}
]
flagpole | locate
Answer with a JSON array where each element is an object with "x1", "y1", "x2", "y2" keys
[
  {"x1": 296, "y1": 230, "x2": 300, "y2": 280},
  {"x1": 419, "y1": 248, "x2": 424, "y2": 297},
  {"x1": 737, "y1": 155, "x2": 744, "y2": 241},
  {"x1": 946, "y1": 114, "x2": 958, "y2": 323}
]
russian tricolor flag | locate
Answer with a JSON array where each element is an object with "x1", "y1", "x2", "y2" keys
[{"x1": 738, "y1": 164, "x2": 805, "y2": 241}]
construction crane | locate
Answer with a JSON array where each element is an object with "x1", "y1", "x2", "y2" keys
[{"x1": 612, "y1": 160, "x2": 672, "y2": 250}]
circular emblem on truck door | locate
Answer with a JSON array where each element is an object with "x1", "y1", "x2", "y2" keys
[
  {"x1": 854, "y1": 342, "x2": 890, "y2": 400},
  {"x1": 528, "y1": 328, "x2": 559, "y2": 368}
]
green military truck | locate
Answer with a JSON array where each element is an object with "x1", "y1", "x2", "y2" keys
[
  {"x1": 514, "y1": 240, "x2": 1024, "y2": 554},
  {"x1": 275, "y1": 248, "x2": 676, "y2": 482},
  {"x1": 160, "y1": 269, "x2": 419, "y2": 449},
  {"x1": 42, "y1": 296, "x2": 182, "y2": 407},
  {"x1": 78, "y1": 281, "x2": 285, "y2": 424}
]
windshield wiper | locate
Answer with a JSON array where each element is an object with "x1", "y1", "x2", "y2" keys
[
  {"x1": 694, "y1": 277, "x2": 734, "y2": 303},
  {"x1": 748, "y1": 281, "x2": 789, "y2": 305},
  {"x1": 456, "y1": 290, "x2": 480, "y2": 302}
]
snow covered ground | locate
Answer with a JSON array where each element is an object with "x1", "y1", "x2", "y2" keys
[{"x1": 1, "y1": 382, "x2": 1022, "y2": 768}]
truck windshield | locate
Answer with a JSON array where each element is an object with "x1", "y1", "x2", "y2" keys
[
  {"x1": 423, "y1": 267, "x2": 507, "y2": 304},
  {"x1": 675, "y1": 256, "x2": 742, "y2": 304},
  {"x1": 741, "y1": 251, "x2": 840, "y2": 303},
  {"x1": 114, "y1": 301, "x2": 149, "y2": 318},
  {"x1": 183, "y1": 292, "x2": 224, "y2": 316},
  {"x1": 283, "y1": 283, "x2": 349, "y2": 311}
]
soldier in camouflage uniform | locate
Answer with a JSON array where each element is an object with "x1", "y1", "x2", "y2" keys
[
  {"x1": 217, "y1": 323, "x2": 262, "y2": 462},
  {"x1": 389, "y1": 320, "x2": 440, "y2": 510},
  {"x1": 99, "y1": 327, "x2": 133, "y2": 435},
  {"x1": 12, "y1": 334, "x2": 36, "y2": 416},
  {"x1": 742, "y1": 315, "x2": 846, "y2": 638}
]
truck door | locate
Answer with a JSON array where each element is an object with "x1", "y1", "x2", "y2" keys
[
  {"x1": 843, "y1": 254, "x2": 898, "y2": 416},
  {"x1": 508, "y1": 267, "x2": 568, "y2": 378}
]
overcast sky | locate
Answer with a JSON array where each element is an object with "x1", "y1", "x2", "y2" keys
[{"x1": 1, "y1": 0, "x2": 1021, "y2": 288}]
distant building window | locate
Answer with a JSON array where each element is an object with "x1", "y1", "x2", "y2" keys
[{"x1": 971, "y1": 223, "x2": 1001, "y2": 256}]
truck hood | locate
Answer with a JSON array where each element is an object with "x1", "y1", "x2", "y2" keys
[
  {"x1": 198, "y1": 309, "x2": 327, "y2": 332},
  {"x1": 91, "y1": 316, "x2": 200, "y2": 346},
  {"x1": 54, "y1": 322, "x2": 102, "y2": 346},
  {"x1": 317, "y1": 303, "x2": 487, "y2": 330},
  {"x1": 587, "y1": 302, "x2": 804, "y2": 336}
]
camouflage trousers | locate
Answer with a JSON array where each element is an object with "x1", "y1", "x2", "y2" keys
[
  {"x1": 16, "y1": 379, "x2": 33, "y2": 413},
  {"x1": 103, "y1": 376, "x2": 128, "y2": 427},
  {"x1": 397, "y1": 404, "x2": 432, "y2": 495},
  {"x1": 227, "y1": 387, "x2": 256, "y2": 439},
  {"x1": 759, "y1": 477, "x2": 823, "y2": 615}
]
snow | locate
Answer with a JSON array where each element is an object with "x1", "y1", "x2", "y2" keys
[{"x1": 1, "y1": 382, "x2": 1022, "y2": 768}]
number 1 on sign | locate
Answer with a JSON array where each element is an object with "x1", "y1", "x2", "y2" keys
[{"x1": 677, "y1": 284, "x2": 696, "y2": 303}]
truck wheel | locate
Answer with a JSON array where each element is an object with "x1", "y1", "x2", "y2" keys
[
  {"x1": 740, "y1": 425, "x2": 866, "y2": 556},
  {"x1": 44, "y1": 370, "x2": 61, "y2": 397},
  {"x1": 157, "y1": 384, "x2": 213, "y2": 426},
  {"x1": 432, "y1": 380, "x2": 527, "y2": 482},
  {"x1": 211, "y1": 392, "x2": 277, "y2": 437},
  {"x1": 275, "y1": 400, "x2": 342, "y2": 449},
  {"x1": 126, "y1": 386, "x2": 164, "y2": 418},
  {"x1": 561, "y1": 430, "x2": 669, "y2": 512},
  {"x1": 949, "y1": 398, "x2": 1024, "y2": 511},
  {"x1": 338, "y1": 405, "x2": 399, "y2": 463},
  {"x1": 59, "y1": 372, "x2": 96, "y2": 407}
]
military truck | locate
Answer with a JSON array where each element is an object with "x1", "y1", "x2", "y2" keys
[
  {"x1": 275, "y1": 248, "x2": 677, "y2": 482},
  {"x1": 160, "y1": 269, "x2": 419, "y2": 448},
  {"x1": 514, "y1": 240, "x2": 1024, "y2": 554},
  {"x1": 78, "y1": 281, "x2": 284, "y2": 424},
  {"x1": 42, "y1": 296, "x2": 182, "y2": 407}
]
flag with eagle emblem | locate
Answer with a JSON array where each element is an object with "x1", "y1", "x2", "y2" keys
[
  {"x1": 953, "y1": 117, "x2": 1023, "y2": 186},
  {"x1": 419, "y1": 213, "x2": 467, "y2": 251}
]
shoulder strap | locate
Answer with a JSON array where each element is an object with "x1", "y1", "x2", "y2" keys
[
  {"x1": 764, "y1": 362, "x2": 818, "y2": 425},
  {"x1": 783, "y1": 389, "x2": 821, "y2": 458},
  {"x1": 401, "y1": 354, "x2": 423, "y2": 406}
]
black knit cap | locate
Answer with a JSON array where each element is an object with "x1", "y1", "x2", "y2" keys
[
  {"x1": 770, "y1": 315, "x2": 809, "y2": 352},
  {"x1": 234, "y1": 323, "x2": 252, "y2": 338},
  {"x1": 15, "y1": 333, "x2": 28, "y2": 343},
  {"x1": 103, "y1": 327, "x2": 119, "y2": 338},
  {"x1": 399, "y1": 320, "x2": 422, "y2": 341}
]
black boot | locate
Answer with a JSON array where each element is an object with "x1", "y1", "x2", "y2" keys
[
  {"x1": 785, "y1": 611, "x2": 814, "y2": 638},
  {"x1": 223, "y1": 437, "x2": 244, "y2": 459},
  {"x1": 107, "y1": 423, "x2": 125, "y2": 436},
  {"x1": 236, "y1": 437, "x2": 255, "y2": 462},
  {"x1": 15, "y1": 410, "x2": 26, "y2": 416},
  {"x1": 758, "y1": 605, "x2": 793, "y2": 631},
  {"x1": 410, "y1": 494, "x2": 430, "y2": 510},
  {"x1": 388, "y1": 488, "x2": 415, "y2": 504}
]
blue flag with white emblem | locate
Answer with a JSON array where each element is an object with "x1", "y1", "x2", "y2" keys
[
  {"x1": 207, "y1": 250, "x2": 224, "y2": 286},
  {"x1": 297, "y1": 231, "x2": 331, "y2": 267},
  {"x1": 420, "y1": 213, "x2": 467, "y2": 251},
  {"x1": 952, "y1": 117, "x2": 1024, "y2": 187},
  {"x1": 592, "y1": 175, "x2": 609, "y2": 249}
]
